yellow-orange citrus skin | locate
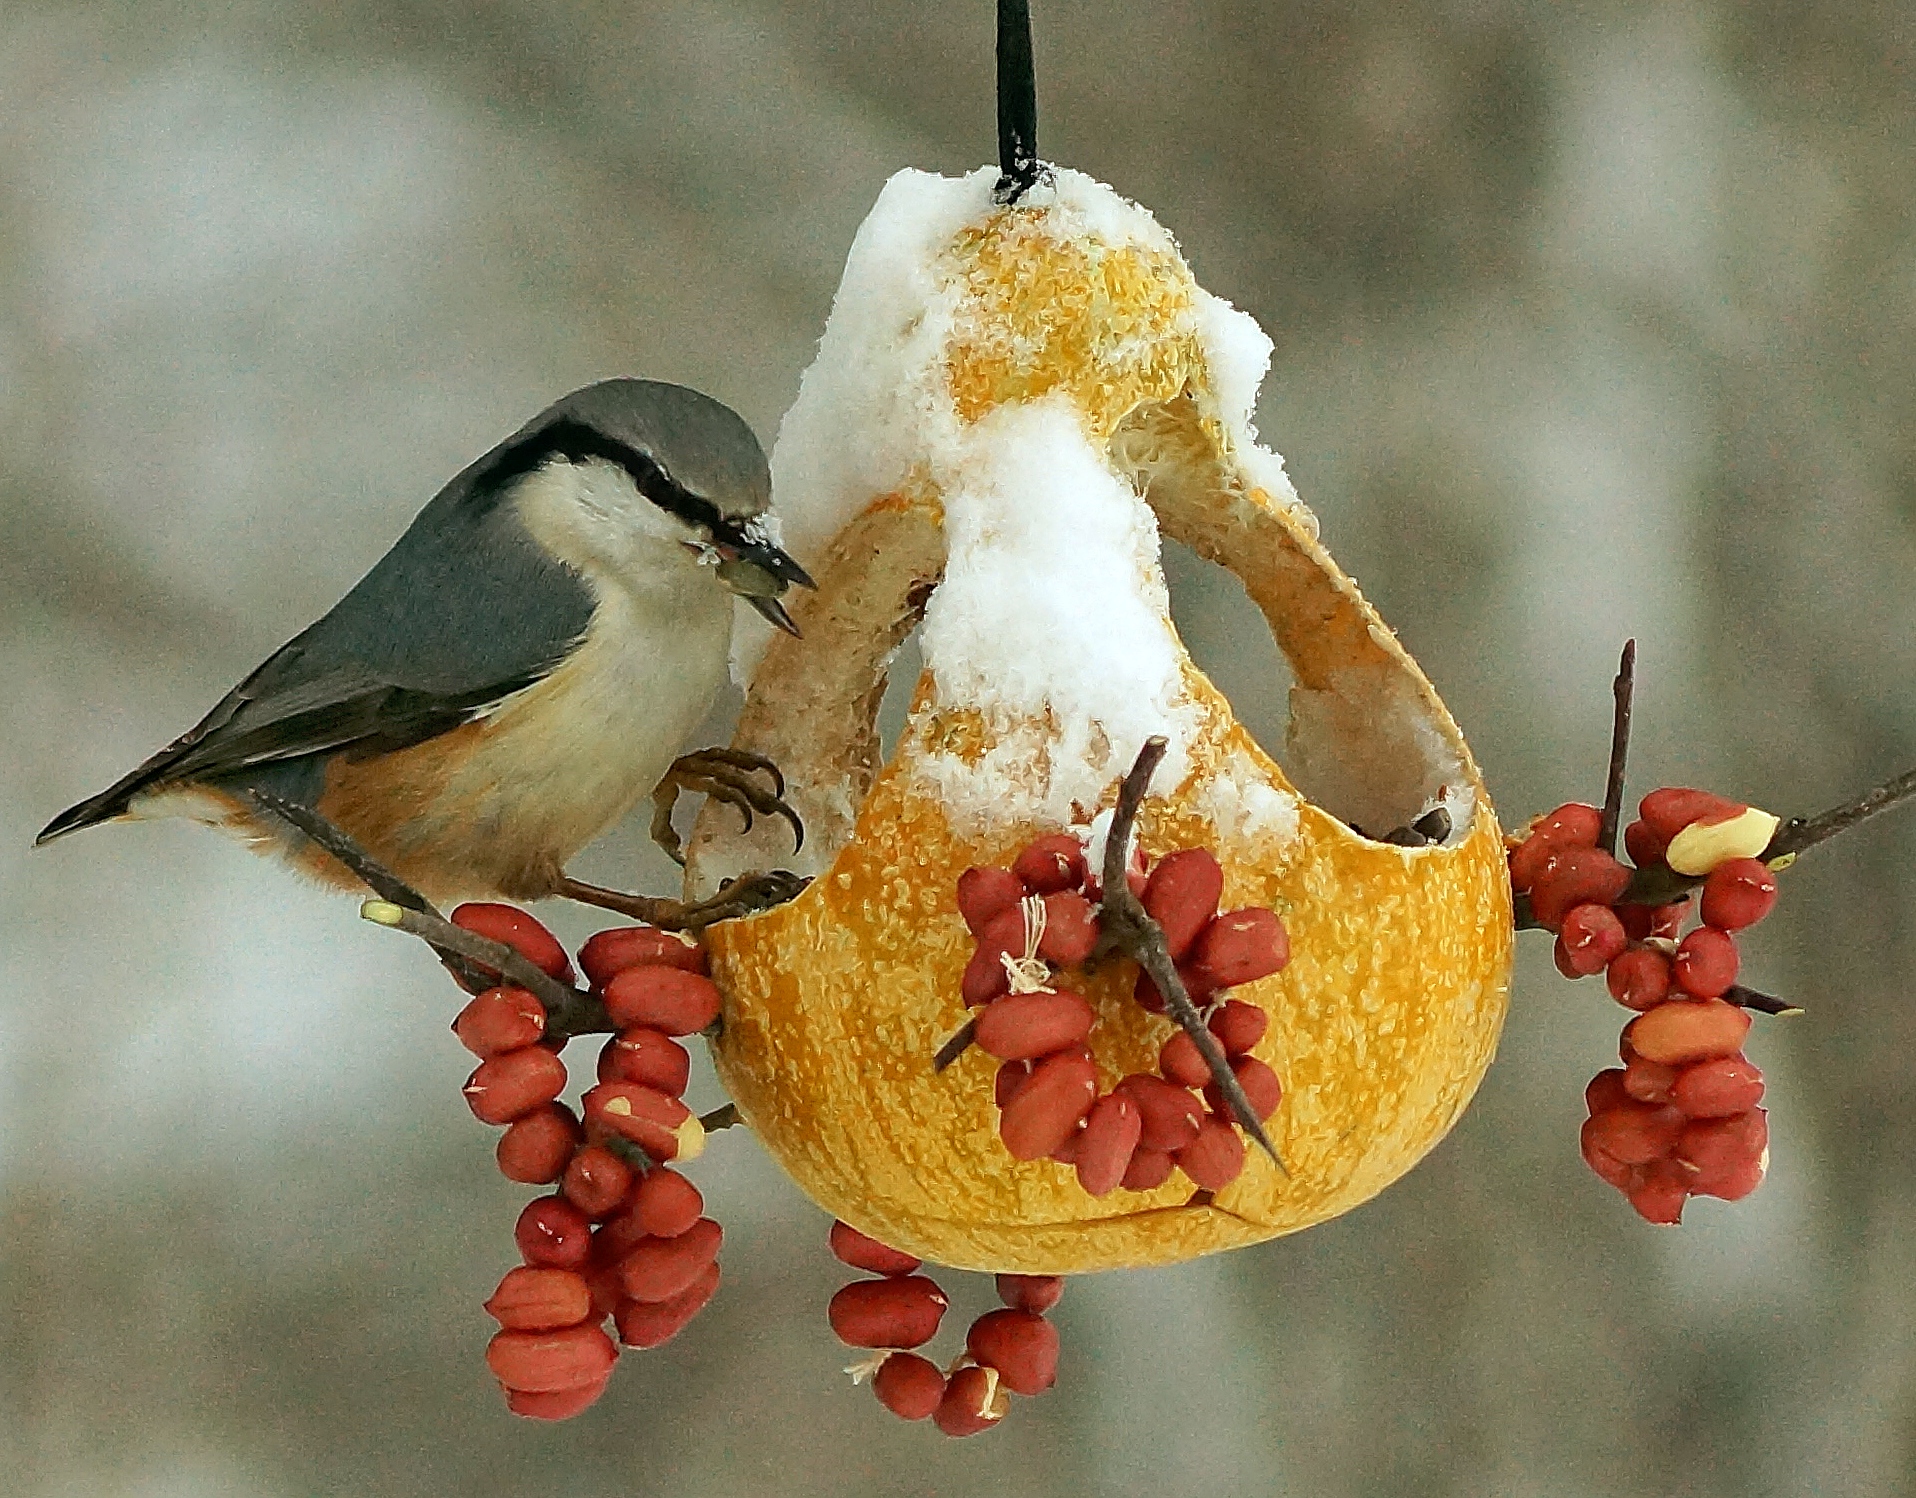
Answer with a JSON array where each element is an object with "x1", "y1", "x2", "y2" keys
[
  {"x1": 706, "y1": 666, "x2": 1511, "y2": 1275},
  {"x1": 693, "y1": 189, "x2": 1514, "y2": 1276}
]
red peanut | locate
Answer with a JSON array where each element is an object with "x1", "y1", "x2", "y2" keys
[
  {"x1": 997, "y1": 1047, "x2": 1099, "y2": 1161},
  {"x1": 830, "y1": 1220, "x2": 922, "y2": 1277},
  {"x1": 464, "y1": 1046, "x2": 568, "y2": 1125},
  {"x1": 630, "y1": 1168, "x2": 704, "y2": 1239},
  {"x1": 596, "y1": 1027, "x2": 692, "y2": 1096},
  {"x1": 1678, "y1": 1108, "x2": 1768, "y2": 1199},
  {"x1": 827, "y1": 1276, "x2": 950, "y2": 1349},
  {"x1": 1036, "y1": 891, "x2": 1100, "y2": 966},
  {"x1": 1159, "y1": 1031, "x2": 1212, "y2": 1090},
  {"x1": 1622, "y1": 1056, "x2": 1678, "y2": 1105},
  {"x1": 496, "y1": 1104, "x2": 582, "y2": 1184},
  {"x1": 1189, "y1": 909, "x2": 1288, "y2": 989},
  {"x1": 1672, "y1": 927, "x2": 1739, "y2": 999},
  {"x1": 1175, "y1": 1115, "x2": 1247, "y2": 1190},
  {"x1": 995, "y1": 1274, "x2": 1064, "y2": 1314},
  {"x1": 504, "y1": 1378, "x2": 611, "y2": 1420},
  {"x1": 454, "y1": 987, "x2": 547, "y2": 1057},
  {"x1": 1114, "y1": 1073, "x2": 1205, "y2": 1152},
  {"x1": 1671, "y1": 1055, "x2": 1765, "y2": 1118},
  {"x1": 1121, "y1": 1147, "x2": 1176, "y2": 1191},
  {"x1": 873, "y1": 1352, "x2": 946, "y2": 1421},
  {"x1": 1558, "y1": 904, "x2": 1627, "y2": 976},
  {"x1": 485, "y1": 1323, "x2": 616, "y2": 1393},
  {"x1": 578, "y1": 925, "x2": 706, "y2": 988},
  {"x1": 1606, "y1": 947, "x2": 1672, "y2": 1012},
  {"x1": 451, "y1": 903, "x2": 574, "y2": 985},
  {"x1": 957, "y1": 866, "x2": 1026, "y2": 937},
  {"x1": 1640, "y1": 788, "x2": 1745, "y2": 841},
  {"x1": 1203, "y1": 1056, "x2": 1282, "y2": 1122},
  {"x1": 1584, "y1": 1068, "x2": 1630, "y2": 1116},
  {"x1": 1207, "y1": 999, "x2": 1269, "y2": 1057},
  {"x1": 1074, "y1": 1093, "x2": 1143, "y2": 1197},
  {"x1": 1700, "y1": 858, "x2": 1778, "y2": 931},
  {"x1": 561, "y1": 1146, "x2": 635, "y2": 1219},
  {"x1": 962, "y1": 907, "x2": 1025, "y2": 1007},
  {"x1": 1627, "y1": 999, "x2": 1751, "y2": 1065},
  {"x1": 615, "y1": 1262, "x2": 720, "y2": 1348},
  {"x1": 934, "y1": 1365, "x2": 1008, "y2": 1437},
  {"x1": 618, "y1": 1217, "x2": 723, "y2": 1303},
  {"x1": 967, "y1": 1308, "x2": 1059, "y2": 1395},
  {"x1": 1142, "y1": 849, "x2": 1224, "y2": 960},
  {"x1": 1581, "y1": 1103, "x2": 1684, "y2": 1166},
  {"x1": 583, "y1": 1083, "x2": 697, "y2": 1161},
  {"x1": 1013, "y1": 834, "x2": 1087, "y2": 894},
  {"x1": 1527, "y1": 848, "x2": 1632, "y2": 931},
  {"x1": 516, "y1": 1194, "x2": 594, "y2": 1269},
  {"x1": 485, "y1": 1266, "x2": 592, "y2": 1330},
  {"x1": 975, "y1": 989, "x2": 1095, "y2": 1061},
  {"x1": 601, "y1": 966, "x2": 722, "y2": 1035}
]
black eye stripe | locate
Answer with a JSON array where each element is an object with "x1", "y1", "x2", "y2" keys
[{"x1": 485, "y1": 418, "x2": 729, "y2": 535}]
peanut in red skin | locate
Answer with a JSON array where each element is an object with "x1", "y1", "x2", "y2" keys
[
  {"x1": 1189, "y1": 909, "x2": 1289, "y2": 990},
  {"x1": 1558, "y1": 904, "x2": 1628, "y2": 977},
  {"x1": 1036, "y1": 891, "x2": 1100, "y2": 966},
  {"x1": 1206, "y1": 999, "x2": 1269, "y2": 1057},
  {"x1": 496, "y1": 1104, "x2": 582, "y2": 1185},
  {"x1": 1671, "y1": 1055, "x2": 1766, "y2": 1118},
  {"x1": 1121, "y1": 1148, "x2": 1176, "y2": 1191},
  {"x1": 1679, "y1": 1108, "x2": 1768, "y2": 1198},
  {"x1": 1074, "y1": 1093, "x2": 1144, "y2": 1197},
  {"x1": 873, "y1": 1352, "x2": 947, "y2": 1421},
  {"x1": 1142, "y1": 849, "x2": 1225, "y2": 961},
  {"x1": 975, "y1": 990, "x2": 1096, "y2": 1062},
  {"x1": 631, "y1": 1169, "x2": 705, "y2": 1239},
  {"x1": 600, "y1": 966, "x2": 723, "y2": 1036},
  {"x1": 504, "y1": 1377, "x2": 612, "y2": 1421},
  {"x1": 485, "y1": 1323, "x2": 617, "y2": 1393},
  {"x1": 1622, "y1": 1057, "x2": 1679, "y2": 1106},
  {"x1": 596, "y1": 1027, "x2": 692, "y2": 1096},
  {"x1": 994, "y1": 1060, "x2": 1033, "y2": 1109},
  {"x1": 454, "y1": 987, "x2": 547, "y2": 1057},
  {"x1": 578, "y1": 924, "x2": 706, "y2": 988},
  {"x1": 997, "y1": 1047, "x2": 1099, "y2": 1161},
  {"x1": 516, "y1": 1194, "x2": 595, "y2": 1269},
  {"x1": 1584, "y1": 1068, "x2": 1630, "y2": 1116},
  {"x1": 615, "y1": 1261, "x2": 720, "y2": 1348},
  {"x1": 1175, "y1": 1115, "x2": 1247, "y2": 1190},
  {"x1": 1640, "y1": 788, "x2": 1745, "y2": 841},
  {"x1": 464, "y1": 1046, "x2": 569, "y2": 1126},
  {"x1": 966, "y1": 1308, "x2": 1060, "y2": 1395},
  {"x1": 618, "y1": 1218, "x2": 723, "y2": 1303},
  {"x1": 956, "y1": 867, "x2": 1027, "y2": 937},
  {"x1": 1617, "y1": 900, "x2": 1689, "y2": 942},
  {"x1": 1114, "y1": 1073, "x2": 1204, "y2": 1152},
  {"x1": 934, "y1": 1365, "x2": 1007, "y2": 1437},
  {"x1": 1582, "y1": 1102, "x2": 1684, "y2": 1166},
  {"x1": 962, "y1": 907, "x2": 1026, "y2": 1006},
  {"x1": 485, "y1": 1266, "x2": 594, "y2": 1330},
  {"x1": 451, "y1": 903, "x2": 575, "y2": 986},
  {"x1": 1202, "y1": 1057, "x2": 1282, "y2": 1122},
  {"x1": 582, "y1": 1081, "x2": 691, "y2": 1159},
  {"x1": 1700, "y1": 859, "x2": 1779, "y2": 931},
  {"x1": 830, "y1": 1220, "x2": 923, "y2": 1277},
  {"x1": 1626, "y1": 998, "x2": 1751, "y2": 1065},
  {"x1": 827, "y1": 1276, "x2": 951, "y2": 1349},
  {"x1": 1507, "y1": 804, "x2": 1601, "y2": 892},
  {"x1": 1013, "y1": 834, "x2": 1088, "y2": 894},
  {"x1": 562, "y1": 1146, "x2": 635, "y2": 1219},
  {"x1": 1605, "y1": 947, "x2": 1673, "y2": 1012},
  {"x1": 1626, "y1": 1164, "x2": 1690, "y2": 1225},
  {"x1": 1672, "y1": 927, "x2": 1740, "y2": 999},
  {"x1": 1158, "y1": 1031, "x2": 1212, "y2": 1090},
  {"x1": 1527, "y1": 848, "x2": 1632, "y2": 931},
  {"x1": 995, "y1": 1274, "x2": 1064, "y2": 1314}
]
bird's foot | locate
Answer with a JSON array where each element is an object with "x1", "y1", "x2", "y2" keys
[
  {"x1": 650, "y1": 748, "x2": 803, "y2": 866},
  {"x1": 554, "y1": 869, "x2": 809, "y2": 931}
]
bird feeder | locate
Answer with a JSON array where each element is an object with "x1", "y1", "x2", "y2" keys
[{"x1": 684, "y1": 164, "x2": 1513, "y2": 1275}]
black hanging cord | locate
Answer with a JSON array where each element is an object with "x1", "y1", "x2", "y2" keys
[{"x1": 994, "y1": 0, "x2": 1041, "y2": 203}]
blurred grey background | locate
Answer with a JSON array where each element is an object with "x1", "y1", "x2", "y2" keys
[{"x1": 5, "y1": 2, "x2": 1914, "y2": 1494}]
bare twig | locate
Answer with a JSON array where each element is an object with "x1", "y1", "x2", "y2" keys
[
  {"x1": 360, "y1": 900, "x2": 611, "y2": 1039},
  {"x1": 1764, "y1": 766, "x2": 1916, "y2": 863},
  {"x1": 1598, "y1": 640, "x2": 1636, "y2": 857},
  {"x1": 933, "y1": 1017, "x2": 979, "y2": 1074},
  {"x1": 699, "y1": 1102, "x2": 743, "y2": 1133},
  {"x1": 1726, "y1": 984, "x2": 1803, "y2": 1018},
  {"x1": 993, "y1": 0, "x2": 1042, "y2": 203},
  {"x1": 1099, "y1": 738, "x2": 1284, "y2": 1168}
]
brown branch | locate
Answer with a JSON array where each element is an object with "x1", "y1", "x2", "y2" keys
[
  {"x1": 1726, "y1": 984, "x2": 1803, "y2": 1018},
  {"x1": 1764, "y1": 766, "x2": 1916, "y2": 863},
  {"x1": 360, "y1": 901, "x2": 611, "y2": 1039},
  {"x1": 933, "y1": 1018, "x2": 979, "y2": 1074},
  {"x1": 1598, "y1": 640, "x2": 1635, "y2": 857},
  {"x1": 1099, "y1": 738, "x2": 1284, "y2": 1169}
]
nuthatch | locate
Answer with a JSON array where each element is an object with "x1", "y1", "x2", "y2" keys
[{"x1": 36, "y1": 378, "x2": 813, "y2": 916}]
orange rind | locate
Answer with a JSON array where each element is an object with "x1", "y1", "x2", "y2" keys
[{"x1": 685, "y1": 167, "x2": 1513, "y2": 1274}]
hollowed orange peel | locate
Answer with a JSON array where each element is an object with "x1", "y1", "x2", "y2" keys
[{"x1": 685, "y1": 167, "x2": 1513, "y2": 1275}]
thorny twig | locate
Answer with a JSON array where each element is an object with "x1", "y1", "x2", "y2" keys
[
  {"x1": 1598, "y1": 640, "x2": 1636, "y2": 858},
  {"x1": 1099, "y1": 738, "x2": 1283, "y2": 1168}
]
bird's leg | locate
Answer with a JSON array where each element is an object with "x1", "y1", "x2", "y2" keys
[
  {"x1": 649, "y1": 748, "x2": 804, "y2": 865},
  {"x1": 553, "y1": 869, "x2": 809, "y2": 931}
]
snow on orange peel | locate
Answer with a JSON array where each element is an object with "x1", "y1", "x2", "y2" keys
[{"x1": 683, "y1": 164, "x2": 1515, "y2": 1276}]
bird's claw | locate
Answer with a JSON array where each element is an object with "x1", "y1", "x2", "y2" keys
[{"x1": 650, "y1": 748, "x2": 803, "y2": 865}]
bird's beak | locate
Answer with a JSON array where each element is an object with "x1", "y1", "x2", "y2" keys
[
  {"x1": 746, "y1": 593, "x2": 803, "y2": 637},
  {"x1": 711, "y1": 516, "x2": 813, "y2": 637}
]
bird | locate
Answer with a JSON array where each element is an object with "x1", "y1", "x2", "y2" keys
[{"x1": 36, "y1": 377, "x2": 813, "y2": 923}]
